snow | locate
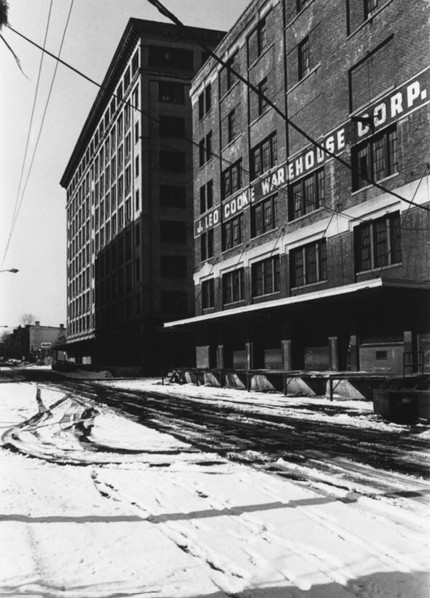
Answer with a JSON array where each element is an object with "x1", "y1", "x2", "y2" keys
[{"x1": 0, "y1": 380, "x2": 429, "y2": 597}]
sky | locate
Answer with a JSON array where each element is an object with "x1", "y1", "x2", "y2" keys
[
  {"x1": 0, "y1": 378, "x2": 428, "y2": 596},
  {"x1": 0, "y1": 0, "x2": 250, "y2": 330}
]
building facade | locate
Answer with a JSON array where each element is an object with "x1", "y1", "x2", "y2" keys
[
  {"x1": 166, "y1": 0, "x2": 430, "y2": 375},
  {"x1": 5, "y1": 322, "x2": 66, "y2": 363},
  {"x1": 60, "y1": 19, "x2": 225, "y2": 373}
]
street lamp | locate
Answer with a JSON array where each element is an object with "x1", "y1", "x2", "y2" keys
[{"x1": 0, "y1": 268, "x2": 18, "y2": 274}]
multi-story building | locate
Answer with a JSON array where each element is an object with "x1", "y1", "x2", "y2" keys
[
  {"x1": 6, "y1": 322, "x2": 66, "y2": 363},
  {"x1": 60, "y1": 19, "x2": 225, "y2": 373},
  {"x1": 166, "y1": 0, "x2": 430, "y2": 375}
]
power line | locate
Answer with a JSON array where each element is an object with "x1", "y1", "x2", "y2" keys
[
  {"x1": 1, "y1": 0, "x2": 54, "y2": 268},
  {"x1": 146, "y1": 0, "x2": 430, "y2": 215}
]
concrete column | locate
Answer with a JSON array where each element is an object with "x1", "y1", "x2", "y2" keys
[
  {"x1": 245, "y1": 342, "x2": 254, "y2": 370},
  {"x1": 281, "y1": 339, "x2": 292, "y2": 371},
  {"x1": 329, "y1": 336, "x2": 339, "y2": 371},
  {"x1": 349, "y1": 334, "x2": 359, "y2": 372},
  {"x1": 216, "y1": 344, "x2": 224, "y2": 369}
]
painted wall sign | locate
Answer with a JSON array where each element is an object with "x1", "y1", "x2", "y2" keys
[
  {"x1": 194, "y1": 206, "x2": 220, "y2": 237},
  {"x1": 193, "y1": 68, "x2": 429, "y2": 236}
]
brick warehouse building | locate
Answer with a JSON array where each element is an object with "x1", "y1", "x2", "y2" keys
[
  {"x1": 165, "y1": 0, "x2": 430, "y2": 376},
  {"x1": 60, "y1": 19, "x2": 225, "y2": 373}
]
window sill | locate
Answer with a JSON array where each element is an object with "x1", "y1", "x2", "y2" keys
[
  {"x1": 223, "y1": 300, "x2": 246, "y2": 309},
  {"x1": 219, "y1": 79, "x2": 241, "y2": 103},
  {"x1": 286, "y1": 0, "x2": 316, "y2": 27},
  {"x1": 356, "y1": 262, "x2": 402, "y2": 276},
  {"x1": 288, "y1": 206, "x2": 326, "y2": 224},
  {"x1": 287, "y1": 63, "x2": 321, "y2": 95},
  {"x1": 291, "y1": 279, "x2": 327, "y2": 292},
  {"x1": 221, "y1": 244, "x2": 243, "y2": 255},
  {"x1": 252, "y1": 291, "x2": 281, "y2": 302},
  {"x1": 249, "y1": 107, "x2": 273, "y2": 128},
  {"x1": 222, "y1": 133, "x2": 243, "y2": 152},
  {"x1": 248, "y1": 41, "x2": 275, "y2": 71},
  {"x1": 198, "y1": 157, "x2": 214, "y2": 171},
  {"x1": 351, "y1": 171, "x2": 399, "y2": 196},
  {"x1": 250, "y1": 227, "x2": 280, "y2": 241},
  {"x1": 347, "y1": 0, "x2": 393, "y2": 39}
]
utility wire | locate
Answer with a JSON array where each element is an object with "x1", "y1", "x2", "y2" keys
[
  {"x1": 1, "y1": 0, "x2": 54, "y2": 268},
  {"x1": 2, "y1": 3, "x2": 75, "y2": 267},
  {"x1": 146, "y1": 0, "x2": 430, "y2": 214}
]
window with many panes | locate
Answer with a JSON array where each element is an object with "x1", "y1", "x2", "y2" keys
[
  {"x1": 222, "y1": 268, "x2": 244, "y2": 304},
  {"x1": 298, "y1": 36, "x2": 311, "y2": 80},
  {"x1": 200, "y1": 180, "x2": 213, "y2": 214},
  {"x1": 199, "y1": 131, "x2": 213, "y2": 166},
  {"x1": 290, "y1": 239, "x2": 327, "y2": 288},
  {"x1": 352, "y1": 125, "x2": 398, "y2": 190},
  {"x1": 221, "y1": 160, "x2": 242, "y2": 199},
  {"x1": 222, "y1": 214, "x2": 243, "y2": 251},
  {"x1": 248, "y1": 17, "x2": 268, "y2": 64},
  {"x1": 202, "y1": 279, "x2": 215, "y2": 309},
  {"x1": 250, "y1": 133, "x2": 277, "y2": 179},
  {"x1": 252, "y1": 256, "x2": 280, "y2": 297},
  {"x1": 289, "y1": 168, "x2": 324, "y2": 220},
  {"x1": 200, "y1": 229, "x2": 214, "y2": 261},
  {"x1": 251, "y1": 194, "x2": 278, "y2": 237},
  {"x1": 219, "y1": 51, "x2": 239, "y2": 96},
  {"x1": 198, "y1": 84, "x2": 212, "y2": 120},
  {"x1": 158, "y1": 81, "x2": 185, "y2": 104},
  {"x1": 354, "y1": 212, "x2": 401, "y2": 272}
]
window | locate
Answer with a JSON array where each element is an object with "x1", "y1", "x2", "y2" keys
[
  {"x1": 248, "y1": 17, "x2": 268, "y2": 65},
  {"x1": 258, "y1": 77, "x2": 269, "y2": 116},
  {"x1": 200, "y1": 229, "x2": 214, "y2": 261},
  {"x1": 159, "y1": 115, "x2": 185, "y2": 137},
  {"x1": 227, "y1": 109, "x2": 237, "y2": 144},
  {"x1": 354, "y1": 212, "x2": 401, "y2": 272},
  {"x1": 222, "y1": 214, "x2": 244, "y2": 251},
  {"x1": 290, "y1": 240, "x2": 327, "y2": 287},
  {"x1": 252, "y1": 256, "x2": 280, "y2": 297},
  {"x1": 298, "y1": 36, "x2": 311, "y2": 80},
  {"x1": 219, "y1": 51, "x2": 239, "y2": 96},
  {"x1": 123, "y1": 67, "x2": 130, "y2": 92},
  {"x1": 250, "y1": 133, "x2": 277, "y2": 179},
  {"x1": 223, "y1": 269, "x2": 244, "y2": 304},
  {"x1": 135, "y1": 155, "x2": 140, "y2": 177},
  {"x1": 158, "y1": 81, "x2": 185, "y2": 104},
  {"x1": 202, "y1": 279, "x2": 215, "y2": 309},
  {"x1": 200, "y1": 180, "x2": 213, "y2": 214},
  {"x1": 161, "y1": 255, "x2": 187, "y2": 279},
  {"x1": 199, "y1": 131, "x2": 212, "y2": 166},
  {"x1": 160, "y1": 221, "x2": 187, "y2": 244},
  {"x1": 348, "y1": 0, "x2": 381, "y2": 33},
  {"x1": 221, "y1": 159, "x2": 242, "y2": 199},
  {"x1": 349, "y1": 38, "x2": 394, "y2": 111},
  {"x1": 125, "y1": 166, "x2": 131, "y2": 195},
  {"x1": 135, "y1": 189, "x2": 140, "y2": 211},
  {"x1": 289, "y1": 168, "x2": 325, "y2": 220},
  {"x1": 131, "y1": 51, "x2": 139, "y2": 75},
  {"x1": 148, "y1": 46, "x2": 194, "y2": 69},
  {"x1": 297, "y1": 0, "x2": 311, "y2": 12},
  {"x1": 160, "y1": 185, "x2": 186, "y2": 207},
  {"x1": 251, "y1": 194, "x2": 278, "y2": 237},
  {"x1": 364, "y1": 0, "x2": 379, "y2": 18},
  {"x1": 198, "y1": 84, "x2": 212, "y2": 120},
  {"x1": 160, "y1": 150, "x2": 186, "y2": 172},
  {"x1": 352, "y1": 125, "x2": 398, "y2": 190}
]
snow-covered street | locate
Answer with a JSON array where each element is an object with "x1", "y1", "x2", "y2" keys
[{"x1": 0, "y1": 380, "x2": 428, "y2": 597}]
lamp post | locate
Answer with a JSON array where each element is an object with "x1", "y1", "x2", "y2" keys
[{"x1": 0, "y1": 268, "x2": 18, "y2": 274}]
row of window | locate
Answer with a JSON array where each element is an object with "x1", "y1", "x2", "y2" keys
[{"x1": 201, "y1": 212, "x2": 402, "y2": 307}]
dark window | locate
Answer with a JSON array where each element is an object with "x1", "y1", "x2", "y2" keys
[
  {"x1": 258, "y1": 77, "x2": 269, "y2": 116},
  {"x1": 160, "y1": 185, "x2": 186, "y2": 207},
  {"x1": 160, "y1": 150, "x2": 186, "y2": 172},
  {"x1": 161, "y1": 291, "x2": 187, "y2": 315},
  {"x1": 148, "y1": 46, "x2": 194, "y2": 69},
  {"x1": 251, "y1": 194, "x2": 278, "y2": 237},
  {"x1": 298, "y1": 36, "x2": 311, "y2": 80},
  {"x1": 160, "y1": 255, "x2": 187, "y2": 279},
  {"x1": 158, "y1": 81, "x2": 185, "y2": 104},
  {"x1": 222, "y1": 214, "x2": 244, "y2": 251},
  {"x1": 202, "y1": 279, "x2": 215, "y2": 309},
  {"x1": 160, "y1": 221, "x2": 187, "y2": 244},
  {"x1": 159, "y1": 116, "x2": 185, "y2": 137},
  {"x1": 248, "y1": 17, "x2": 268, "y2": 65},
  {"x1": 290, "y1": 240, "x2": 327, "y2": 287},
  {"x1": 199, "y1": 131, "x2": 213, "y2": 167},
  {"x1": 354, "y1": 212, "x2": 401, "y2": 272},
  {"x1": 200, "y1": 180, "x2": 214, "y2": 214},
  {"x1": 352, "y1": 125, "x2": 398, "y2": 190},
  {"x1": 227, "y1": 109, "x2": 237, "y2": 144},
  {"x1": 131, "y1": 51, "x2": 139, "y2": 75},
  {"x1": 348, "y1": 0, "x2": 380, "y2": 33},
  {"x1": 349, "y1": 38, "x2": 394, "y2": 111},
  {"x1": 289, "y1": 168, "x2": 325, "y2": 220},
  {"x1": 221, "y1": 159, "x2": 242, "y2": 199},
  {"x1": 297, "y1": 0, "x2": 311, "y2": 12},
  {"x1": 222, "y1": 268, "x2": 244, "y2": 304},
  {"x1": 123, "y1": 67, "x2": 130, "y2": 91},
  {"x1": 219, "y1": 51, "x2": 239, "y2": 96},
  {"x1": 200, "y1": 229, "x2": 214, "y2": 261},
  {"x1": 252, "y1": 256, "x2": 280, "y2": 297},
  {"x1": 198, "y1": 84, "x2": 212, "y2": 120},
  {"x1": 250, "y1": 133, "x2": 277, "y2": 179}
]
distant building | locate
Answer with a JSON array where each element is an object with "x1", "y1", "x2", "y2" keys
[
  {"x1": 8, "y1": 322, "x2": 66, "y2": 363},
  {"x1": 165, "y1": 0, "x2": 430, "y2": 375},
  {"x1": 60, "y1": 19, "x2": 225, "y2": 373}
]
